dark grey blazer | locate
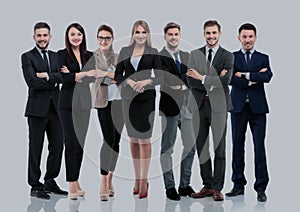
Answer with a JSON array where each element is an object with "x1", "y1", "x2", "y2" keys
[{"x1": 187, "y1": 46, "x2": 234, "y2": 112}]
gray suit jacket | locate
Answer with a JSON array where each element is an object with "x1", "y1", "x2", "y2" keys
[{"x1": 187, "y1": 46, "x2": 234, "y2": 112}]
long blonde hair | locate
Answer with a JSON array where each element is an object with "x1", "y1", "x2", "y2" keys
[{"x1": 129, "y1": 20, "x2": 152, "y2": 47}]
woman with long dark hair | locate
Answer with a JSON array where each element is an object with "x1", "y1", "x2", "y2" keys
[{"x1": 58, "y1": 23, "x2": 99, "y2": 200}]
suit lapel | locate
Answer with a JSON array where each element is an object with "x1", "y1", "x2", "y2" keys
[
  {"x1": 32, "y1": 47, "x2": 49, "y2": 71},
  {"x1": 94, "y1": 49, "x2": 108, "y2": 70},
  {"x1": 247, "y1": 50, "x2": 257, "y2": 69},
  {"x1": 48, "y1": 51, "x2": 55, "y2": 72},
  {"x1": 212, "y1": 47, "x2": 223, "y2": 68},
  {"x1": 238, "y1": 50, "x2": 247, "y2": 69},
  {"x1": 161, "y1": 47, "x2": 180, "y2": 74}
]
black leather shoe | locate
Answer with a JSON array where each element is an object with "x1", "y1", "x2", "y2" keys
[
  {"x1": 166, "y1": 187, "x2": 181, "y2": 201},
  {"x1": 225, "y1": 188, "x2": 244, "y2": 197},
  {"x1": 257, "y1": 191, "x2": 267, "y2": 202},
  {"x1": 44, "y1": 185, "x2": 68, "y2": 196},
  {"x1": 178, "y1": 185, "x2": 195, "y2": 197},
  {"x1": 30, "y1": 188, "x2": 50, "y2": 200}
]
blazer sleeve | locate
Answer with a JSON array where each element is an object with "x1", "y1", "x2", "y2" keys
[
  {"x1": 114, "y1": 47, "x2": 126, "y2": 84},
  {"x1": 150, "y1": 48, "x2": 163, "y2": 85},
  {"x1": 21, "y1": 53, "x2": 54, "y2": 90},
  {"x1": 249, "y1": 54, "x2": 273, "y2": 83},
  {"x1": 204, "y1": 51, "x2": 234, "y2": 87},
  {"x1": 48, "y1": 53, "x2": 62, "y2": 84},
  {"x1": 186, "y1": 51, "x2": 206, "y2": 91},
  {"x1": 58, "y1": 50, "x2": 76, "y2": 83}
]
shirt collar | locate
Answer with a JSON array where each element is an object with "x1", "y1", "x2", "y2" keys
[
  {"x1": 241, "y1": 48, "x2": 255, "y2": 54},
  {"x1": 206, "y1": 44, "x2": 219, "y2": 54}
]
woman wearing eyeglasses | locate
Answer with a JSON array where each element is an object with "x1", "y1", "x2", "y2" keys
[
  {"x1": 114, "y1": 20, "x2": 163, "y2": 199},
  {"x1": 90, "y1": 24, "x2": 124, "y2": 201},
  {"x1": 57, "y1": 23, "x2": 100, "y2": 200}
]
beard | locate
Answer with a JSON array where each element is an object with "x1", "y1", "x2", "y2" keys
[{"x1": 36, "y1": 41, "x2": 49, "y2": 50}]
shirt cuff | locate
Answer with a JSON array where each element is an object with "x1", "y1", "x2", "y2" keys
[
  {"x1": 202, "y1": 75, "x2": 206, "y2": 84},
  {"x1": 46, "y1": 73, "x2": 49, "y2": 81},
  {"x1": 245, "y1": 72, "x2": 250, "y2": 80}
]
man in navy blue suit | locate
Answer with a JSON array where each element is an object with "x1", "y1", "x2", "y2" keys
[{"x1": 225, "y1": 23, "x2": 273, "y2": 202}]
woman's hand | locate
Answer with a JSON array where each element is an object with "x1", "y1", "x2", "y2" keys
[
  {"x1": 61, "y1": 65, "x2": 70, "y2": 73},
  {"x1": 133, "y1": 79, "x2": 152, "y2": 93}
]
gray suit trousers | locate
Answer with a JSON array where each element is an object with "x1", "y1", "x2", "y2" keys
[{"x1": 160, "y1": 106, "x2": 196, "y2": 190}]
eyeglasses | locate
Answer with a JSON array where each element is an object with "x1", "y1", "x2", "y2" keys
[{"x1": 97, "y1": 36, "x2": 112, "y2": 42}]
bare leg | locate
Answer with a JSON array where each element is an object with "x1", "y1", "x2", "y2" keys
[
  {"x1": 107, "y1": 172, "x2": 115, "y2": 196},
  {"x1": 130, "y1": 137, "x2": 140, "y2": 192},
  {"x1": 139, "y1": 138, "x2": 151, "y2": 194}
]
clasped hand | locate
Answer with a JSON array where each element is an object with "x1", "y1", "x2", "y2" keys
[{"x1": 127, "y1": 79, "x2": 152, "y2": 93}]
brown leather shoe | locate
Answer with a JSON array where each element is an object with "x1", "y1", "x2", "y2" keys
[
  {"x1": 213, "y1": 190, "x2": 224, "y2": 201},
  {"x1": 191, "y1": 187, "x2": 214, "y2": 198}
]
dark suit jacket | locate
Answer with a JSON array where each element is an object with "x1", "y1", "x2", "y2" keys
[
  {"x1": 187, "y1": 46, "x2": 234, "y2": 112},
  {"x1": 114, "y1": 45, "x2": 163, "y2": 101},
  {"x1": 159, "y1": 47, "x2": 189, "y2": 116},
  {"x1": 230, "y1": 50, "x2": 273, "y2": 113},
  {"x1": 57, "y1": 49, "x2": 93, "y2": 110},
  {"x1": 22, "y1": 47, "x2": 62, "y2": 117}
]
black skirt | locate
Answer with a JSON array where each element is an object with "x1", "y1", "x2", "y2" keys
[{"x1": 122, "y1": 97, "x2": 155, "y2": 139}]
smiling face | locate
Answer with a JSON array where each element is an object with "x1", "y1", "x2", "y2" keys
[
  {"x1": 68, "y1": 27, "x2": 83, "y2": 47},
  {"x1": 133, "y1": 25, "x2": 147, "y2": 45},
  {"x1": 164, "y1": 27, "x2": 180, "y2": 51},
  {"x1": 238, "y1": 29, "x2": 256, "y2": 51},
  {"x1": 33, "y1": 28, "x2": 51, "y2": 50},
  {"x1": 204, "y1": 25, "x2": 221, "y2": 48},
  {"x1": 97, "y1": 30, "x2": 113, "y2": 53}
]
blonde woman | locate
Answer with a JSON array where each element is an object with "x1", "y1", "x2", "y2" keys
[{"x1": 114, "y1": 20, "x2": 163, "y2": 199}]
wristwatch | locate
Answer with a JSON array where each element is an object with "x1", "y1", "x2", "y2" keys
[{"x1": 241, "y1": 73, "x2": 246, "y2": 78}]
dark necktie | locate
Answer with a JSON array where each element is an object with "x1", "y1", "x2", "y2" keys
[
  {"x1": 174, "y1": 52, "x2": 181, "y2": 74},
  {"x1": 207, "y1": 48, "x2": 213, "y2": 71},
  {"x1": 245, "y1": 51, "x2": 251, "y2": 65},
  {"x1": 42, "y1": 50, "x2": 49, "y2": 71}
]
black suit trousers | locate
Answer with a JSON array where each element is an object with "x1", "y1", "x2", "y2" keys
[
  {"x1": 97, "y1": 100, "x2": 124, "y2": 175},
  {"x1": 192, "y1": 99, "x2": 227, "y2": 190},
  {"x1": 59, "y1": 107, "x2": 90, "y2": 182},
  {"x1": 27, "y1": 100, "x2": 63, "y2": 188}
]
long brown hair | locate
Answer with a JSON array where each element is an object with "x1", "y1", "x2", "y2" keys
[
  {"x1": 65, "y1": 23, "x2": 90, "y2": 62},
  {"x1": 97, "y1": 24, "x2": 116, "y2": 67}
]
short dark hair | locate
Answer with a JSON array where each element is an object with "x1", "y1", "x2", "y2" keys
[
  {"x1": 164, "y1": 22, "x2": 181, "y2": 34},
  {"x1": 238, "y1": 23, "x2": 257, "y2": 35},
  {"x1": 34, "y1": 22, "x2": 50, "y2": 32},
  {"x1": 203, "y1": 20, "x2": 221, "y2": 32}
]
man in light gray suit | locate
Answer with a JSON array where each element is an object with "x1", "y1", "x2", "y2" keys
[{"x1": 186, "y1": 20, "x2": 233, "y2": 201}]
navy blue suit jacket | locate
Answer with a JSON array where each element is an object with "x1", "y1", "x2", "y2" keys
[{"x1": 230, "y1": 50, "x2": 273, "y2": 114}]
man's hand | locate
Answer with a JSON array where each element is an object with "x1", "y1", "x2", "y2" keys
[
  {"x1": 220, "y1": 69, "x2": 227, "y2": 77},
  {"x1": 169, "y1": 85, "x2": 181, "y2": 90},
  {"x1": 259, "y1": 68, "x2": 267, "y2": 72},
  {"x1": 186, "y1": 68, "x2": 203, "y2": 80},
  {"x1": 235, "y1": 72, "x2": 242, "y2": 78},
  {"x1": 36, "y1": 72, "x2": 47, "y2": 79}
]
